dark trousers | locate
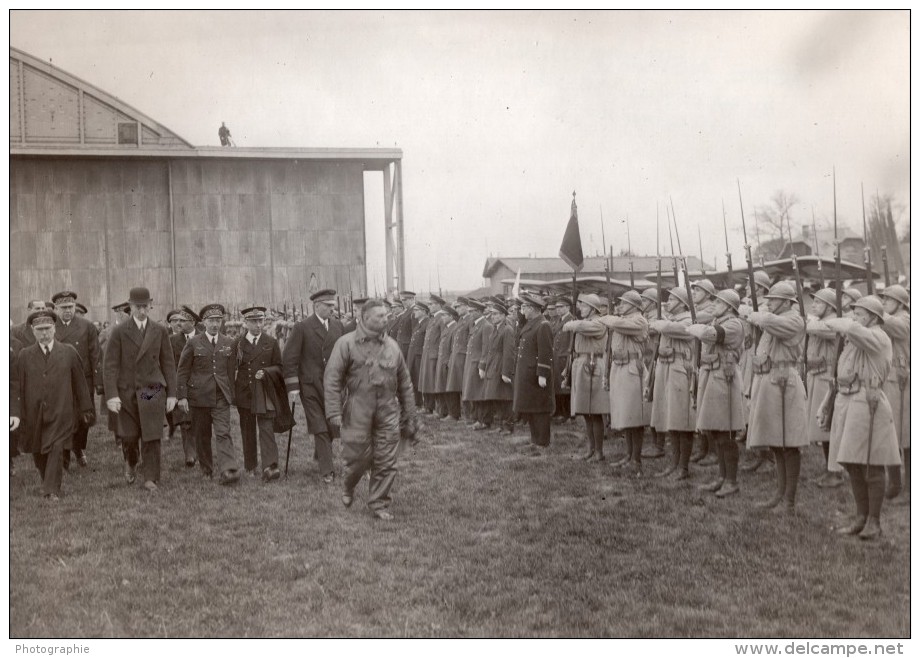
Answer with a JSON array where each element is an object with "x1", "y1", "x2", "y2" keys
[
  {"x1": 414, "y1": 390, "x2": 424, "y2": 408},
  {"x1": 485, "y1": 400, "x2": 514, "y2": 431},
  {"x1": 522, "y1": 412, "x2": 551, "y2": 446},
  {"x1": 423, "y1": 393, "x2": 436, "y2": 413},
  {"x1": 444, "y1": 392, "x2": 461, "y2": 419},
  {"x1": 192, "y1": 396, "x2": 237, "y2": 477},
  {"x1": 553, "y1": 394, "x2": 571, "y2": 418},
  {"x1": 342, "y1": 419, "x2": 400, "y2": 511},
  {"x1": 121, "y1": 437, "x2": 162, "y2": 484},
  {"x1": 238, "y1": 407, "x2": 278, "y2": 471},
  {"x1": 32, "y1": 442, "x2": 65, "y2": 496}
]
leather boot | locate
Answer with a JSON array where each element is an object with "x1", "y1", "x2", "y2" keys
[
  {"x1": 741, "y1": 448, "x2": 767, "y2": 472},
  {"x1": 580, "y1": 417, "x2": 595, "y2": 460},
  {"x1": 784, "y1": 448, "x2": 801, "y2": 512},
  {"x1": 860, "y1": 466, "x2": 885, "y2": 540},
  {"x1": 716, "y1": 436, "x2": 740, "y2": 497},
  {"x1": 657, "y1": 432, "x2": 681, "y2": 477},
  {"x1": 631, "y1": 428, "x2": 644, "y2": 465},
  {"x1": 757, "y1": 447, "x2": 785, "y2": 509},
  {"x1": 838, "y1": 464, "x2": 868, "y2": 535},
  {"x1": 886, "y1": 464, "x2": 902, "y2": 500},
  {"x1": 674, "y1": 432, "x2": 693, "y2": 480},
  {"x1": 700, "y1": 432, "x2": 726, "y2": 491},
  {"x1": 691, "y1": 432, "x2": 708, "y2": 463},
  {"x1": 612, "y1": 432, "x2": 633, "y2": 468},
  {"x1": 894, "y1": 449, "x2": 911, "y2": 506},
  {"x1": 592, "y1": 417, "x2": 605, "y2": 462}
]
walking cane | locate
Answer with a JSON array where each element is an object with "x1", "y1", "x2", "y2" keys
[{"x1": 285, "y1": 401, "x2": 297, "y2": 478}]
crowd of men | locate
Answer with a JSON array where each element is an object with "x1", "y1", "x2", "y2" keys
[{"x1": 8, "y1": 277, "x2": 911, "y2": 533}]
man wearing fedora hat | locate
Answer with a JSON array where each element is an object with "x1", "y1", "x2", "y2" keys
[
  {"x1": 102, "y1": 287, "x2": 177, "y2": 491},
  {"x1": 560, "y1": 293, "x2": 610, "y2": 461},
  {"x1": 52, "y1": 290, "x2": 102, "y2": 470},
  {"x1": 745, "y1": 281, "x2": 808, "y2": 513},
  {"x1": 804, "y1": 288, "x2": 845, "y2": 489},
  {"x1": 686, "y1": 289, "x2": 746, "y2": 497},
  {"x1": 282, "y1": 288, "x2": 344, "y2": 484},
  {"x1": 878, "y1": 284, "x2": 910, "y2": 502},
  {"x1": 11, "y1": 309, "x2": 95, "y2": 500},
  {"x1": 513, "y1": 294, "x2": 555, "y2": 452},
  {"x1": 822, "y1": 295, "x2": 900, "y2": 540},
  {"x1": 177, "y1": 303, "x2": 239, "y2": 485}
]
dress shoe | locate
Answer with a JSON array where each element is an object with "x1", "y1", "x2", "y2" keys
[
  {"x1": 700, "y1": 478, "x2": 725, "y2": 492},
  {"x1": 858, "y1": 518, "x2": 882, "y2": 541},
  {"x1": 323, "y1": 473, "x2": 335, "y2": 485},
  {"x1": 342, "y1": 491, "x2": 354, "y2": 508},
  {"x1": 263, "y1": 466, "x2": 281, "y2": 482},
  {"x1": 740, "y1": 454, "x2": 767, "y2": 473},
  {"x1": 185, "y1": 460, "x2": 197, "y2": 469},
  {"x1": 124, "y1": 463, "x2": 137, "y2": 485},
  {"x1": 373, "y1": 509, "x2": 394, "y2": 521},
  {"x1": 836, "y1": 517, "x2": 867, "y2": 536},
  {"x1": 673, "y1": 469, "x2": 691, "y2": 481},
  {"x1": 78, "y1": 450, "x2": 88, "y2": 467},
  {"x1": 219, "y1": 470, "x2": 241, "y2": 485},
  {"x1": 245, "y1": 469, "x2": 258, "y2": 478},
  {"x1": 144, "y1": 480, "x2": 159, "y2": 493},
  {"x1": 715, "y1": 482, "x2": 740, "y2": 498},
  {"x1": 816, "y1": 471, "x2": 844, "y2": 488}
]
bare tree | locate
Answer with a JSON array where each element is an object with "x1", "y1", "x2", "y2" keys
[{"x1": 751, "y1": 190, "x2": 800, "y2": 260}]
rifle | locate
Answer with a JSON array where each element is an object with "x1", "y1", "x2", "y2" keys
[
  {"x1": 644, "y1": 207, "x2": 663, "y2": 402},
  {"x1": 812, "y1": 206, "x2": 825, "y2": 287},
  {"x1": 790, "y1": 254, "x2": 809, "y2": 393},
  {"x1": 626, "y1": 213, "x2": 635, "y2": 288},
  {"x1": 698, "y1": 225, "x2": 706, "y2": 276},
  {"x1": 875, "y1": 189, "x2": 891, "y2": 286},
  {"x1": 600, "y1": 206, "x2": 612, "y2": 391},
  {"x1": 671, "y1": 198, "x2": 699, "y2": 408},
  {"x1": 819, "y1": 167, "x2": 844, "y2": 432},
  {"x1": 737, "y1": 180, "x2": 761, "y2": 346},
  {"x1": 722, "y1": 199, "x2": 733, "y2": 279},
  {"x1": 861, "y1": 183, "x2": 875, "y2": 295}
]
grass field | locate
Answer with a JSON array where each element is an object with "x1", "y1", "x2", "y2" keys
[{"x1": 9, "y1": 407, "x2": 911, "y2": 638}]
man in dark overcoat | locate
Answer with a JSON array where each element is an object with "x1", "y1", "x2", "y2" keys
[
  {"x1": 513, "y1": 294, "x2": 555, "y2": 451},
  {"x1": 394, "y1": 291, "x2": 418, "y2": 360},
  {"x1": 551, "y1": 298, "x2": 574, "y2": 420},
  {"x1": 447, "y1": 298, "x2": 473, "y2": 421},
  {"x1": 103, "y1": 287, "x2": 177, "y2": 491},
  {"x1": 11, "y1": 300, "x2": 49, "y2": 348},
  {"x1": 12, "y1": 310, "x2": 94, "y2": 499},
  {"x1": 167, "y1": 306, "x2": 201, "y2": 466},
  {"x1": 233, "y1": 306, "x2": 283, "y2": 481},
  {"x1": 436, "y1": 306, "x2": 459, "y2": 419},
  {"x1": 407, "y1": 301, "x2": 430, "y2": 407},
  {"x1": 177, "y1": 304, "x2": 239, "y2": 485},
  {"x1": 282, "y1": 289, "x2": 344, "y2": 484},
  {"x1": 52, "y1": 291, "x2": 102, "y2": 470},
  {"x1": 482, "y1": 300, "x2": 516, "y2": 433},
  {"x1": 418, "y1": 295, "x2": 445, "y2": 414},
  {"x1": 462, "y1": 299, "x2": 492, "y2": 428}
]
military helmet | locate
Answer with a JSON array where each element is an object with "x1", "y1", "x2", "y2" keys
[
  {"x1": 842, "y1": 287, "x2": 862, "y2": 305},
  {"x1": 578, "y1": 293, "x2": 604, "y2": 313},
  {"x1": 668, "y1": 286, "x2": 689, "y2": 308},
  {"x1": 641, "y1": 288, "x2": 659, "y2": 303},
  {"x1": 754, "y1": 270, "x2": 772, "y2": 291},
  {"x1": 879, "y1": 284, "x2": 910, "y2": 310},
  {"x1": 852, "y1": 295, "x2": 885, "y2": 323},
  {"x1": 810, "y1": 288, "x2": 839, "y2": 312},
  {"x1": 714, "y1": 289, "x2": 741, "y2": 312},
  {"x1": 690, "y1": 279, "x2": 717, "y2": 299},
  {"x1": 764, "y1": 281, "x2": 798, "y2": 303},
  {"x1": 618, "y1": 290, "x2": 644, "y2": 310}
]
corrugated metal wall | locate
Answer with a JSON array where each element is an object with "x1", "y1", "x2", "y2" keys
[{"x1": 10, "y1": 157, "x2": 367, "y2": 322}]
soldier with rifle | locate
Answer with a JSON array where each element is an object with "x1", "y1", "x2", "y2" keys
[
  {"x1": 743, "y1": 282, "x2": 808, "y2": 513},
  {"x1": 640, "y1": 287, "x2": 666, "y2": 459},
  {"x1": 804, "y1": 288, "x2": 845, "y2": 488},
  {"x1": 877, "y1": 284, "x2": 910, "y2": 503},
  {"x1": 822, "y1": 295, "x2": 900, "y2": 541},
  {"x1": 649, "y1": 287, "x2": 697, "y2": 479},
  {"x1": 688, "y1": 278, "x2": 718, "y2": 465},
  {"x1": 599, "y1": 290, "x2": 650, "y2": 475},
  {"x1": 560, "y1": 293, "x2": 610, "y2": 462},
  {"x1": 686, "y1": 289, "x2": 746, "y2": 497}
]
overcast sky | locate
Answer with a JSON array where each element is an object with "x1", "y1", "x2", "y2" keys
[{"x1": 9, "y1": 10, "x2": 910, "y2": 293}]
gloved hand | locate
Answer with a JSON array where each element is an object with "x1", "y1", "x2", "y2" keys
[
  {"x1": 501, "y1": 375, "x2": 512, "y2": 384},
  {"x1": 107, "y1": 398, "x2": 121, "y2": 413},
  {"x1": 538, "y1": 376, "x2": 547, "y2": 389},
  {"x1": 81, "y1": 410, "x2": 96, "y2": 427}
]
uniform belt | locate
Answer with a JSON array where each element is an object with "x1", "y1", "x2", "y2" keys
[{"x1": 576, "y1": 351, "x2": 605, "y2": 357}]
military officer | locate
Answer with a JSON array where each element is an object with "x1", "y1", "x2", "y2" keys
[
  {"x1": 177, "y1": 303, "x2": 239, "y2": 485},
  {"x1": 744, "y1": 282, "x2": 808, "y2": 512},
  {"x1": 282, "y1": 289, "x2": 344, "y2": 484},
  {"x1": 447, "y1": 298, "x2": 472, "y2": 421},
  {"x1": 560, "y1": 293, "x2": 609, "y2": 461},
  {"x1": 393, "y1": 291, "x2": 418, "y2": 360},
  {"x1": 482, "y1": 299, "x2": 515, "y2": 433},
  {"x1": 552, "y1": 298, "x2": 575, "y2": 421},
  {"x1": 103, "y1": 287, "x2": 177, "y2": 491},
  {"x1": 11, "y1": 310, "x2": 94, "y2": 500},
  {"x1": 686, "y1": 289, "x2": 746, "y2": 497},
  {"x1": 75, "y1": 303, "x2": 88, "y2": 318},
  {"x1": 52, "y1": 291, "x2": 102, "y2": 470},
  {"x1": 513, "y1": 294, "x2": 555, "y2": 452},
  {"x1": 418, "y1": 295, "x2": 446, "y2": 414},
  {"x1": 877, "y1": 284, "x2": 909, "y2": 502},
  {"x1": 804, "y1": 288, "x2": 844, "y2": 488},
  {"x1": 599, "y1": 290, "x2": 650, "y2": 475},
  {"x1": 11, "y1": 300, "x2": 49, "y2": 348},
  {"x1": 462, "y1": 299, "x2": 492, "y2": 429},
  {"x1": 407, "y1": 301, "x2": 430, "y2": 407},
  {"x1": 436, "y1": 305, "x2": 460, "y2": 419},
  {"x1": 823, "y1": 296, "x2": 900, "y2": 540},
  {"x1": 233, "y1": 306, "x2": 283, "y2": 481},
  {"x1": 167, "y1": 306, "x2": 201, "y2": 466},
  {"x1": 342, "y1": 297, "x2": 369, "y2": 334}
]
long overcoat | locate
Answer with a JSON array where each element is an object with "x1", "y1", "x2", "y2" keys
[
  {"x1": 483, "y1": 321, "x2": 514, "y2": 401},
  {"x1": 55, "y1": 316, "x2": 101, "y2": 392},
  {"x1": 103, "y1": 319, "x2": 177, "y2": 442},
  {"x1": 282, "y1": 314, "x2": 343, "y2": 435},
  {"x1": 694, "y1": 315, "x2": 745, "y2": 431},
  {"x1": 881, "y1": 309, "x2": 910, "y2": 448},
  {"x1": 231, "y1": 332, "x2": 282, "y2": 412},
  {"x1": 804, "y1": 319, "x2": 838, "y2": 444},
  {"x1": 512, "y1": 316, "x2": 554, "y2": 414},
  {"x1": 828, "y1": 322, "x2": 900, "y2": 470},
  {"x1": 562, "y1": 317, "x2": 609, "y2": 415},
  {"x1": 13, "y1": 342, "x2": 93, "y2": 454},
  {"x1": 407, "y1": 316, "x2": 429, "y2": 392},
  {"x1": 599, "y1": 312, "x2": 648, "y2": 429},
  {"x1": 649, "y1": 310, "x2": 696, "y2": 432},
  {"x1": 446, "y1": 314, "x2": 472, "y2": 393},
  {"x1": 418, "y1": 314, "x2": 443, "y2": 395},
  {"x1": 746, "y1": 308, "x2": 808, "y2": 449},
  {"x1": 553, "y1": 312, "x2": 574, "y2": 394},
  {"x1": 168, "y1": 330, "x2": 196, "y2": 426},
  {"x1": 436, "y1": 321, "x2": 456, "y2": 393},
  {"x1": 394, "y1": 307, "x2": 417, "y2": 361},
  {"x1": 462, "y1": 316, "x2": 492, "y2": 402}
]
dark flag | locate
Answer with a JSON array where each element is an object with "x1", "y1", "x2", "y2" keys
[{"x1": 559, "y1": 193, "x2": 584, "y2": 271}]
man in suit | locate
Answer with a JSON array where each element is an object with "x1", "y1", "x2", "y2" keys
[
  {"x1": 10, "y1": 310, "x2": 94, "y2": 500},
  {"x1": 177, "y1": 304, "x2": 239, "y2": 485},
  {"x1": 283, "y1": 289, "x2": 344, "y2": 484},
  {"x1": 168, "y1": 306, "x2": 201, "y2": 467},
  {"x1": 102, "y1": 287, "x2": 177, "y2": 491},
  {"x1": 233, "y1": 306, "x2": 283, "y2": 481},
  {"x1": 51, "y1": 291, "x2": 102, "y2": 470}
]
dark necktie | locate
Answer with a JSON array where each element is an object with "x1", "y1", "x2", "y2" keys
[
  {"x1": 43, "y1": 345, "x2": 50, "y2": 358},
  {"x1": 212, "y1": 336, "x2": 217, "y2": 348}
]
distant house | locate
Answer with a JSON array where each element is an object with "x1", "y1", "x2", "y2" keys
[{"x1": 481, "y1": 255, "x2": 710, "y2": 295}]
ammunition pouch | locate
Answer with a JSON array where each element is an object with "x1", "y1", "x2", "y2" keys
[
  {"x1": 837, "y1": 372, "x2": 860, "y2": 396},
  {"x1": 611, "y1": 349, "x2": 630, "y2": 366},
  {"x1": 657, "y1": 346, "x2": 675, "y2": 363},
  {"x1": 806, "y1": 357, "x2": 827, "y2": 375},
  {"x1": 752, "y1": 354, "x2": 772, "y2": 374},
  {"x1": 700, "y1": 352, "x2": 721, "y2": 371}
]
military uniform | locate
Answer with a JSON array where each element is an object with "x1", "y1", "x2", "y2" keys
[
  {"x1": 513, "y1": 296, "x2": 555, "y2": 447},
  {"x1": 552, "y1": 306, "x2": 574, "y2": 419},
  {"x1": 177, "y1": 307, "x2": 239, "y2": 483},
  {"x1": 482, "y1": 303, "x2": 515, "y2": 432},
  {"x1": 407, "y1": 307, "x2": 429, "y2": 407},
  {"x1": 168, "y1": 313, "x2": 200, "y2": 466},
  {"x1": 462, "y1": 306, "x2": 492, "y2": 428},
  {"x1": 447, "y1": 306, "x2": 473, "y2": 420},
  {"x1": 435, "y1": 312, "x2": 458, "y2": 418},
  {"x1": 418, "y1": 303, "x2": 444, "y2": 413}
]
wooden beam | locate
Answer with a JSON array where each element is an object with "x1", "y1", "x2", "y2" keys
[
  {"x1": 17, "y1": 60, "x2": 26, "y2": 143},
  {"x1": 382, "y1": 164, "x2": 394, "y2": 295},
  {"x1": 395, "y1": 159, "x2": 406, "y2": 290},
  {"x1": 168, "y1": 161, "x2": 177, "y2": 308}
]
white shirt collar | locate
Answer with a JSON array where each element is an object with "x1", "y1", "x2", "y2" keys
[
  {"x1": 184, "y1": 329, "x2": 196, "y2": 340},
  {"x1": 133, "y1": 317, "x2": 146, "y2": 331},
  {"x1": 42, "y1": 340, "x2": 55, "y2": 352},
  {"x1": 246, "y1": 332, "x2": 260, "y2": 343}
]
